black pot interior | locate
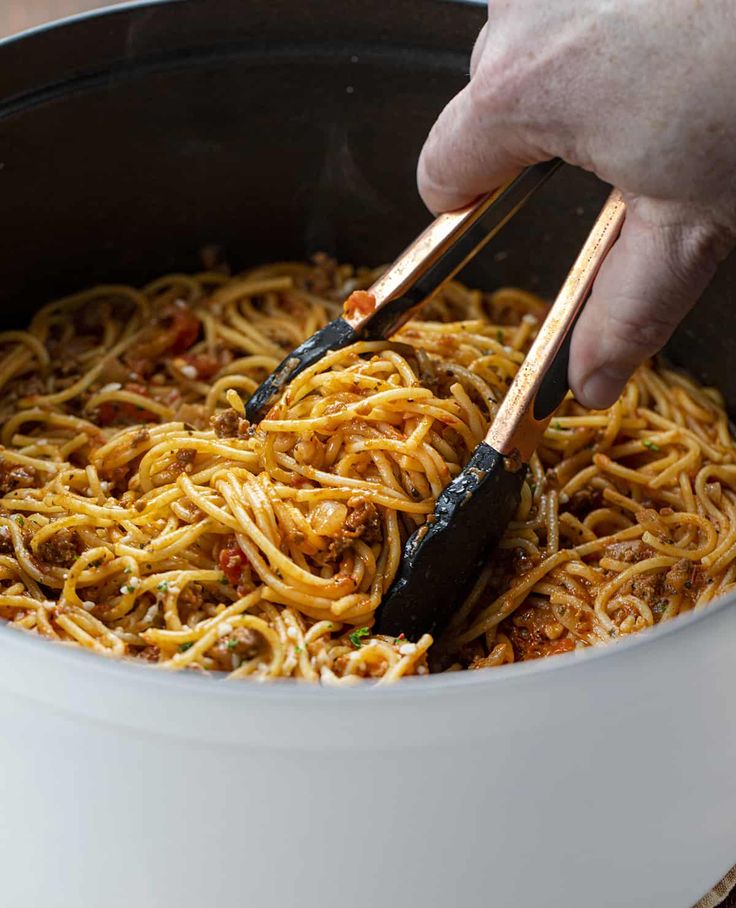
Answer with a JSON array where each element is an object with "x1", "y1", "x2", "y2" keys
[{"x1": 0, "y1": 0, "x2": 733, "y2": 410}]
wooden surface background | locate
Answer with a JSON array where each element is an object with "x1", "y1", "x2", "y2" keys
[{"x1": 0, "y1": 3, "x2": 734, "y2": 907}]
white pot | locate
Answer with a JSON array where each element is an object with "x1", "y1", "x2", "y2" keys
[{"x1": 1, "y1": 597, "x2": 734, "y2": 908}]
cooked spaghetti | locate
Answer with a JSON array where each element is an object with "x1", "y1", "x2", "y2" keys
[{"x1": 0, "y1": 256, "x2": 734, "y2": 683}]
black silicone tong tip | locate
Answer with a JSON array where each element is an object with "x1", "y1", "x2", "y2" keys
[
  {"x1": 374, "y1": 188, "x2": 627, "y2": 642},
  {"x1": 375, "y1": 443, "x2": 526, "y2": 641},
  {"x1": 245, "y1": 318, "x2": 358, "y2": 422}
]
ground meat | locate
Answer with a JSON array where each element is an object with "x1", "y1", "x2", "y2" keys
[
  {"x1": 502, "y1": 602, "x2": 576, "y2": 661},
  {"x1": 326, "y1": 497, "x2": 382, "y2": 561},
  {"x1": 344, "y1": 497, "x2": 381, "y2": 543},
  {"x1": 177, "y1": 583, "x2": 206, "y2": 625},
  {"x1": 175, "y1": 449, "x2": 196, "y2": 472},
  {"x1": 664, "y1": 558, "x2": 691, "y2": 595},
  {"x1": 603, "y1": 540, "x2": 653, "y2": 563},
  {"x1": 566, "y1": 487, "x2": 604, "y2": 518},
  {"x1": 37, "y1": 528, "x2": 80, "y2": 567},
  {"x1": 210, "y1": 407, "x2": 250, "y2": 438},
  {"x1": 0, "y1": 463, "x2": 38, "y2": 494},
  {"x1": 100, "y1": 464, "x2": 130, "y2": 490},
  {"x1": 209, "y1": 627, "x2": 264, "y2": 671},
  {"x1": 155, "y1": 448, "x2": 197, "y2": 484},
  {"x1": 135, "y1": 645, "x2": 161, "y2": 663},
  {"x1": 627, "y1": 570, "x2": 665, "y2": 605}
]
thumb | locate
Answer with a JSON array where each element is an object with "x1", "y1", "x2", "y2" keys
[
  {"x1": 417, "y1": 76, "x2": 544, "y2": 214},
  {"x1": 569, "y1": 197, "x2": 732, "y2": 409}
]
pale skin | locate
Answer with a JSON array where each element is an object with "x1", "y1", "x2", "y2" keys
[{"x1": 418, "y1": 0, "x2": 736, "y2": 409}]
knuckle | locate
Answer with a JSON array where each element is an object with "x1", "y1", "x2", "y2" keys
[
  {"x1": 468, "y1": 57, "x2": 517, "y2": 119},
  {"x1": 597, "y1": 212, "x2": 734, "y2": 370},
  {"x1": 605, "y1": 303, "x2": 679, "y2": 363},
  {"x1": 636, "y1": 206, "x2": 733, "y2": 298},
  {"x1": 660, "y1": 224, "x2": 721, "y2": 291}
]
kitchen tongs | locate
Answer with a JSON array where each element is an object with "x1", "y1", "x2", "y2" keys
[
  {"x1": 376, "y1": 188, "x2": 626, "y2": 639},
  {"x1": 245, "y1": 160, "x2": 561, "y2": 422}
]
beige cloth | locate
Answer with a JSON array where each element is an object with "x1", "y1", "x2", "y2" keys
[
  {"x1": 695, "y1": 866, "x2": 736, "y2": 908},
  {"x1": 0, "y1": 1, "x2": 127, "y2": 40}
]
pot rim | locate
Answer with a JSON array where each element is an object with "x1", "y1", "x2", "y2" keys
[{"x1": 1, "y1": 588, "x2": 732, "y2": 703}]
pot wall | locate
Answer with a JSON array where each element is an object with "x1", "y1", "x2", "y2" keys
[{"x1": 1, "y1": 600, "x2": 735, "y2": 907}]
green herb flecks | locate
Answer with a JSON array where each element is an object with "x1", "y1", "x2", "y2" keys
[{"x1": 349, "y1": 627, "x2": 371, "y2": 648}]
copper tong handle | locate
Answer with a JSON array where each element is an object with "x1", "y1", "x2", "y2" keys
[
  {"x1": 245, "y1": 163, "x2": 561, "y2": 423},
  {"x1": 343, "y1": 192, "x2": 501, "y2": 330},
  {"x1": 486, "y1": 188, "x2": 627, "y2": 463},
  {"x1": 343, "y1": 160, "x2": 562, "y2": 333}
]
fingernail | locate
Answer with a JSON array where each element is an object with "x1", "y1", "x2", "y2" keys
[{"x1": 577, "y1": 370, "x2": 627, "y2": 410}]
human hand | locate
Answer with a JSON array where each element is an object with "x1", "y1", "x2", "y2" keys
[{"x1": 418, "y1": 0, "x2": 736, "y2": 408}]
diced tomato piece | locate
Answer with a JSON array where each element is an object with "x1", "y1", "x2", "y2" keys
[
  {"x1": 169, "y1": 307, "x2": 201, "y2": 355},
  {"x1": 96, "y1": 401, "x2": 154, "y2": 426},
  {"x1": 343, "y1": 290, "x2": 376, "y2": 320},
  {"x1": 219, "y1": 544, "x2": 248, "y2": 583},
  {"x1": 124, "y1": 305, "x2": 202, "y2": 375},
  {"x1": 180, "y1": 352, "x2": 221, "y2": 381}
]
